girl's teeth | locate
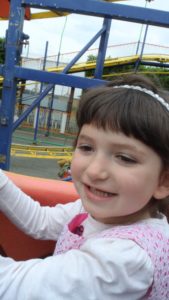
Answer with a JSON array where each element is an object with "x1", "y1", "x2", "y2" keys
[{"x1": 90, "y1": 187, "x2": 112, "y2": 197}]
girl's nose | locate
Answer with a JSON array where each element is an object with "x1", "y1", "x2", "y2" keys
[{"x1": 86, "y1": 155, "x2": 109, "y2": 181}]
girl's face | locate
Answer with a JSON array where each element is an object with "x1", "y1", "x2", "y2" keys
[{"x1": 71, "y1": 124, "x2": 166, "y2": 224}]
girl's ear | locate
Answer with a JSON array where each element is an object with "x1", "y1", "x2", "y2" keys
[{"x1": 153, "y1": 170, "x2": 169, "y2": 200}]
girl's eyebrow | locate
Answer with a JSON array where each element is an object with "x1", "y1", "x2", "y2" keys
[
  {"x1": 78, "y1": 133, "x2": 145, "y2": 155},
  {"x1": 77, "y1": 134, "x2": 93, "y2": 142},
  {"x1": 109, "y1": 143, "x2": 139, "y2": 151},
  {"x1": 78, "y1": 134, "x2": 145, "y2": 155},
  {"x1": 110, "y1": 143, "x2": 145, "y2": 155}
]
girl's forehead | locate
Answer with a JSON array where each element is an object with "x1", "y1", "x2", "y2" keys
[
  {"x1": 79, "y1": 124, "x2": 142, "y2": 147},
  {"x1": 79, "y1": 123, "x2": 126, "y2": 137}
]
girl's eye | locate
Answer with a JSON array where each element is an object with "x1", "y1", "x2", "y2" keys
[
  {"x1": 116, "y1": 154, "x2": 137, "y2": 164},
  {"x1": 77, "y1": 145, "x2": 93, "y2": 152}
]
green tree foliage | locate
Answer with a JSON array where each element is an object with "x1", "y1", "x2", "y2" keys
[
  {"x1": 87, "y1": 54, "x2": 97, "y2": 62},
  {"x1": 0, "y1": 37, "x2": 5, "y2": 64},
  {"x1": 145, "y1": 67, "x2": 169, "y2": 89},
  {"x1": 85, "y1": 54, "x2": 97, "y2": 77},
  {"x1": 0, "y1": 37, "x2": 5, "y2": 99}
]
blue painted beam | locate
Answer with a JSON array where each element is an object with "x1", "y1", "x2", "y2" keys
[
  {"x1": 13, "y1": 76, "x2": 108, "y2": 131},
  {"x1": 12, "y1": 67, "x2": 106, "y2": 130},
  {"x1": 13, "y1": 26, "x2": 108, "y2": 131},
  {"x1": 141, "y1": 61, "x2": 169, "y2": 68},
  {"x1": 62, "y1": 26, "x2": 106, "y2": 74},
  {"x1": 94, "y1": 18, "x2": 111, "y2": 78},
  {"x1": 23, "y1": 0, "x2": 169, "y2": 28},
  {"x1": 0, "y1": 0, "x2": 25, "y2": 169},
  {"x1": 14, "y1": 66, "x2": 105, "y2": 89}
]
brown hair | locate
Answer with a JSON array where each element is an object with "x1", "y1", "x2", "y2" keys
[{"x1": 76, "y1": 74, "x2": 169, "y2": 221}]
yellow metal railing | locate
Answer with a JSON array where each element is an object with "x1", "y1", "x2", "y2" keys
[{"x1": 11, "y1": 144, "x2": 73, "y2": 161}]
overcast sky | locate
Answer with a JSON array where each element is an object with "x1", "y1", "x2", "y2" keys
[{"x1": 0, "y1": 0, "x2": 169, "y2": 60}]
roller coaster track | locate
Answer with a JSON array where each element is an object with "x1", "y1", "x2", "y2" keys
[
  {"x1": 47, "y1": 54, "x2": 169, "y2": 74},
  {"x1": 11, "y1": 144, "x2": 73, "y2": 161},
  {"x1": 1, "y1": 53, "x2": 169, "y2": 85},
  {"x1": 1, "y1": 54, "x2": 169, "y2": 86}
]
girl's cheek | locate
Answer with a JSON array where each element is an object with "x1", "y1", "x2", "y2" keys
[{"x1": 70, "y1": 158, "x2": 79, "y2": 176}]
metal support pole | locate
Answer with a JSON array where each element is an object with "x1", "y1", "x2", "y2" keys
[
  {"x1": 134, "y1": 24, "x2": 149, "y2": 72},
  {"x1": 135, "y1": 0, "x2": 151, "y2": 71},
  {"x1": 0, "y1": 0, "x2": 24, "y2": 169},
  {"x1": 65, "y1": 87, "x2": 75, "y2": 132},
  {"x1": 33, "y1": 41, "x2": 49, "y2": 143},
  {"x1": 94, "y1": 18, "x2": 112, "y2": 78},
  {"x1": 45, "y1": 86, "x2": 55, "y2": 137}
]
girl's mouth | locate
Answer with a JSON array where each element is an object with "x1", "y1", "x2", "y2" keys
[
  {"x1": 90, "y1": 186, "x2": 113, "y2": 197},
  {"x1": 84, "y1": 184, "x2": 117, "y2": 201}
]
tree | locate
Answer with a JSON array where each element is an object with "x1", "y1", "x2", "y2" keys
[
  {"x1": 0, "y1": 37, "x2": 5, "y2": 99},
  {"x1": 0, "y1": 37, "x2": 5, "y2": 64}
]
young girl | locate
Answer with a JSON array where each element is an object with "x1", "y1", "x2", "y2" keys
[{"x1": 0, "y1": 74, "x2": 169, "y2": 299}]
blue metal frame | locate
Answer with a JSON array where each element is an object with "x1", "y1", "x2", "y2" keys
[
  {"x1": 94, "y1": 18, "x2": 112, "y2": 78},
  {"x1": 13, "y1": 18, "x2": 111, "y2": 130},
  {"x1": 12, "y1": 69, "x2": 105, "y2": 131},
  {"x1": 24, "y1": 0, "x2": 169, "y2": 28},
  {"x1": 0, "y1": 0, "x2": 24, "y2": 169},
  {"x1": 0, "y1": 0, "x2": 169, "y2": 169},
  {"x1": 134, "y1": 24, "x2": 149, "y2": 72}
]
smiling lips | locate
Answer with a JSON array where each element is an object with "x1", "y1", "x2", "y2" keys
[{"x1": 84, "y1": 184, "x2": 117, "y2": 201}]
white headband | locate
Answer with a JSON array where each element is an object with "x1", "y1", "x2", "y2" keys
[{"x1": 113, "y1": 84, "x2": 169, "y2": 112}]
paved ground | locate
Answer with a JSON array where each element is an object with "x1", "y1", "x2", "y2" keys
[
  {"x1": 10, "y1": 156, "x2": 60, "y2": 179},
  {"x1": 9, "y1": 128, "x2": 75, "y2": 179},
  {"x1": 12, "y1": 128, "x2": 75, "y2": 147}
]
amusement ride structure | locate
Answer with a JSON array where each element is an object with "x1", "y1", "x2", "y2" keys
[{"x1": 0, "y1": 0, "x2": 169, "y2": 171}]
